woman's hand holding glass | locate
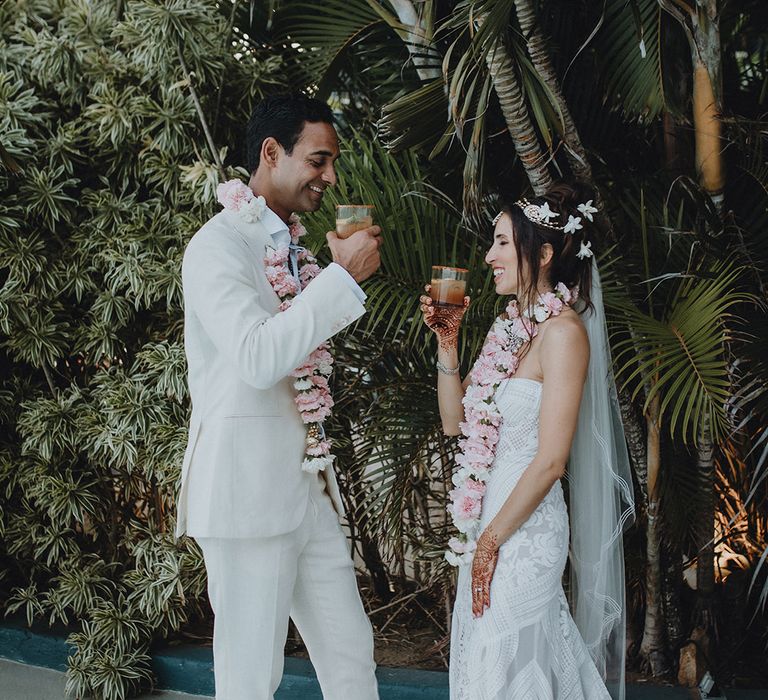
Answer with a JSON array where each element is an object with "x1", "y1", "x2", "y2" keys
[{"x1": 419, "y1": 285, "x2": 470, "y2": 352}]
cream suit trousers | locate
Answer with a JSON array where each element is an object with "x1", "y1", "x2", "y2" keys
[{"x1": 197, "y1": 476, "x2": 379, "y2": 700}]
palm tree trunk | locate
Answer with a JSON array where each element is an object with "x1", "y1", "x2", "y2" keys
[
  {"x1": 661, "y1": 0, "x2": 724, "y2": 634},
  {"x1": 379, "y1": 0, "x2": 441, "y2": 82},
  {"x1": 480, "y1": 23, "x2": 553, "y2": 195},
  {"x1": 639, "y1": 393, "x2": 670, "y2": 675},
  {"x1": 619, "y1": 388, "x2": 647, "y2": 511},
  {"x1": 661, "y1": 537, "x2": 685, "y2": 653},
  {"x1": 695, "y1": 414, "x2": 716, "y2": 623},
  {"x1": 690, "y1": 0, "x2": 722, "y2": 616},
  {"x1": 512, "y1": 0, "x2": 592, "y2": 182},
  {"x1": 691, "y1": 15, "x2": 724, "y2": 209}
]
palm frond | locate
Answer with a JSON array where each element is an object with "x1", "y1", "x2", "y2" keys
[{"x1": 615, "y1": 263, "x2": 755, "y2": 444}]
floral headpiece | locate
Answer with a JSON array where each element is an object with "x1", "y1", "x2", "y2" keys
[{"x1": 492, "y1": 197, "x2": 598, "y2": 260}]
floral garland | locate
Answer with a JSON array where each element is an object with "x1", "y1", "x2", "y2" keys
[
  {"x1": 217, "y1": 179, "x2": 335, "y2": 474},
  {"x1": 445, "y1": 282, "x2": 576, "y2": 566}
]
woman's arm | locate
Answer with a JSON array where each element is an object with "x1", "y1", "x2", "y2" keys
[
  {"x1": 471, "y1": 315, "x2": 589, "y2": 617},
  {"x1": 419, "y1": 289, "x2": 470, "y2": 435}
]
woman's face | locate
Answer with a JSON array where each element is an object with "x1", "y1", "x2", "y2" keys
[{"x1": 485, "y1": 213, "x2": 527, "y2": 296}]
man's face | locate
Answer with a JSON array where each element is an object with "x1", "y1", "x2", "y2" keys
[{"x1": 271, "y1": 121, "x2": 340, "y2": 215}]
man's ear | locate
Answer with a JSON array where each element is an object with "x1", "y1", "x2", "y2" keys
[
  {"x1": 260, "y1": 137, "x2": 281, "y2": 169},
  {"x1": 540, "y1": 242, "x2": 554, "y2": 268}
]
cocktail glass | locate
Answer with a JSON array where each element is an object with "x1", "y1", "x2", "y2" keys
[
  {"x1": 429, "y1": 266, "x2": 468, "y2": 307},
  {"x1": 335, "y1": 205, "x2": 375, "y2": 239}
]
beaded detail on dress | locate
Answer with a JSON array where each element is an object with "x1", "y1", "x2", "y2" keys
[{"x1": 450, "y1": 379, "x2": 611, "y2": 700}]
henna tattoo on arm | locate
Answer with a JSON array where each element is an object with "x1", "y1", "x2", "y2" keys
[{"x1": 471, "y1": 525, "x2": 500, "y2": 618}]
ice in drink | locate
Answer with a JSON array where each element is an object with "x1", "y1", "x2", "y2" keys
[
  {"x1": 429, "y1": 266, "x2": 468, "y2": 307},
  {"x1": 336, "y1": 205, "x2": 374, "y2": 239}
]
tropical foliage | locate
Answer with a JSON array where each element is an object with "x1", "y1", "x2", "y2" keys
[
  {"x1": 1, "y1": 0, "x2": 767, "y2": 698},
  {"x1": 0, "y1": 1, "x2": 285, "y2": 698}
]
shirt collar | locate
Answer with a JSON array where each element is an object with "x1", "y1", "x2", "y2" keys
[{"x1": 260, "y1": 204, "x2": 291, "y2": 247}]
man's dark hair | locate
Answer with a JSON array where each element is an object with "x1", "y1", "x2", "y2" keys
[{"x1": 246, "y1": 93, "x2": 335, "y2": 173}]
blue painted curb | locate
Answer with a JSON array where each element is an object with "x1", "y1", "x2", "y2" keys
[
  {"x1": 1, "y1": 622, "x2": 766, "y2": 699},
  {"x1": 0, "y1": 621, "x2": 448, "y2": 699}
]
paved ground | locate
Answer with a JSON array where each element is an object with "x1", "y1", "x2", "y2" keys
[
  {"x1": 2, "y1": 658, "x2": 766, "y2": 700},
  {"x1": 0, "y1": 660, "x2": 207, "y2": 700}
]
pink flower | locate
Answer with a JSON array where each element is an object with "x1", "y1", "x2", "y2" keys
[
  {"x1": 300, "y1": 263, "x2": 322, "y2": 285},
  {"x1": 454, "y1": 494, "x2": 481, "y2": 521},
  {"x1": 306, "y1": 438, "x2": 332, "y2": 457},
  {"x1": 217, "y1": 179, "x2": 253, "y2": 212},
  {"x1": 288, "y1": 214, "x2": 307, "y2": 242},
  {"x1": 541, "y1": 291, "x2": 564, "y2": 315},
  {"x1": 463, "y1": 478, "x2": 486, "y2": 498},
  {"x1": 556, "y1": 282, "x2": 572, "y2": 304},
  {"x1": 448, "y1": 537, "x2": 477, "y2": 555}
]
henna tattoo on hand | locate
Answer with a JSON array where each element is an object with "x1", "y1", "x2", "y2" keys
[
  {"x1": 421, "y1": 298, "x2": 467, "y2": 350},
  {"x1": 471, "y1": 525, "x2": 500, "y2": 618}
]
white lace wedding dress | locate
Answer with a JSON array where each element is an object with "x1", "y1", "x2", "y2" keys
[{"x1": 450, "y1": 378, "x2": 611, "y2": 700}]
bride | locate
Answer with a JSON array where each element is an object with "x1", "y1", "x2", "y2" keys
[{"x1": 420, "y1": 183, "x2": 634, "y2": 700}]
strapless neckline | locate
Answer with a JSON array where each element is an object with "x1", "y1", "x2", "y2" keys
[{"x1": 496, "y1": 377, "x2": 544, "y2": 393}]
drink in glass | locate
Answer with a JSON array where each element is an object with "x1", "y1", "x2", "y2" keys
[
  {"x1": 429, "y1": 266, "x2": 468, "y2": 307},
  {"x1": 335, "y1": 205, "x2": 374, "y2": 239}
]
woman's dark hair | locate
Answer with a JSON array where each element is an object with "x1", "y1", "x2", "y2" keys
[
  {"x1": 500, "y1": 181, "x2": 599, "y2": 313},
  {"x1": 246, "y1": 93, "x2": 335, "y2": 174}
]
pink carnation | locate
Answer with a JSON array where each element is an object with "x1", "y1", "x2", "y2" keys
[
  {"x1": 300, "y1": 263, "x2": 322, "y2": 285},
  {"x1": 306, "y1": 438, "x2": 332, "y2": 457},
  {"x1": 453, "y1": 494, "x2": 481, "y2": 521},
  {"x1": 463, "y1": 478, "x2": 487, "y2": 498},
  {"x1": 541, "y1": 291, "x2": 564, "y2": 315},
  {"x1": 217, "y1": 179, "x2": 252, "y2": 211}
]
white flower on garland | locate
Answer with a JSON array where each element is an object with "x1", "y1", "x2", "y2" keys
[
  {"x1": 241, "y1": 194, "x2": 267, "y2": 223},
  {"x1": 564, "y1": 215, "x2": 583, "y2": 235},
  {"x1": 577, "y1": 240, "x2": 593, "y2": 259},
  {"x1": 216, "y1": 179, "x2": 266, "y2": 223},
  {"x1": 577, "y1": 200, "x2": 598, "y2": 222}
]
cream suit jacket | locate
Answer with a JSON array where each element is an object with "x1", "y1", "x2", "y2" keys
[{"x1": 176, "y1": 207, "x2": 366, "y2": 539}]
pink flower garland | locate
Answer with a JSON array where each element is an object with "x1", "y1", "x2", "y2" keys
[
  {"x1": 217, "y1": 179, "x2": 336, "y2": 474},
  {"x1": 445, "y1": 282, "x2": 575, "y2": 566}
]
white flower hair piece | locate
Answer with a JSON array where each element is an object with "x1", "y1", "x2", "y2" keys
[
  {"x1": 564, "y1": 214, "x2": 583, "y2": 235},
  {"x1": 515, "y1": 198, "x2": 562, "y2": 230},
  {"x1": 577, "y1": 240, "x2": 593, "y2": 259},
  {"x1": 577, "y1": 200, "x2": 598, "y2": 222}
]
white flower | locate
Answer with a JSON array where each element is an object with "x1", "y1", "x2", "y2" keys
[
  {"x1": 534, "y1": 305, "x2": 549, "y2": 323},
  {"x1": 294, "y1": 378, "x2": 313, "y2": 391},
  {"x1": 302, "y1": 455, "x2": 334, "y2": 474},
  {"x1": 563, "y1": 215, "x2": 583, "y2": 235},
  {"x1": 317, "y1": 360, "x2": 333, "y2": 375},
  {"x1": 452, "y1": 466, "x2": 472, "y2": 487},
  {"x1": 445, "y1": 550, "x2": 462, "y2": 567},
  {"x1": 240, "y1": 194, "x2": 267, "y2": 223},
  {"x1": 577, "y1": 240, "x2": 593, "y2": 259},
  {"x1": 577, "y1": 200, "x2": 598, "y2": 221},
  {"x1": 538, "y1": 201, "x2": 557, "y2": 223}
]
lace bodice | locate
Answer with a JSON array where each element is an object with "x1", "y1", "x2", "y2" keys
[{"x1": 480, "y1": 378, "x2": 544, "y2": 527}]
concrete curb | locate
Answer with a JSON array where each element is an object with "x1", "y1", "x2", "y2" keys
[{"x1": 1, "y1": 622, "x2": 766, "y2": 699}]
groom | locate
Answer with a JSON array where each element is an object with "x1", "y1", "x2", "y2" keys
[{"x1": 176, "y1": 93, "x2": 382, "y2": 699}]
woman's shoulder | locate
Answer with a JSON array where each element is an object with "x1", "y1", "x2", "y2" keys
[{"x1": 539, "y1": 308, "x2": 589, "y2": 354}]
